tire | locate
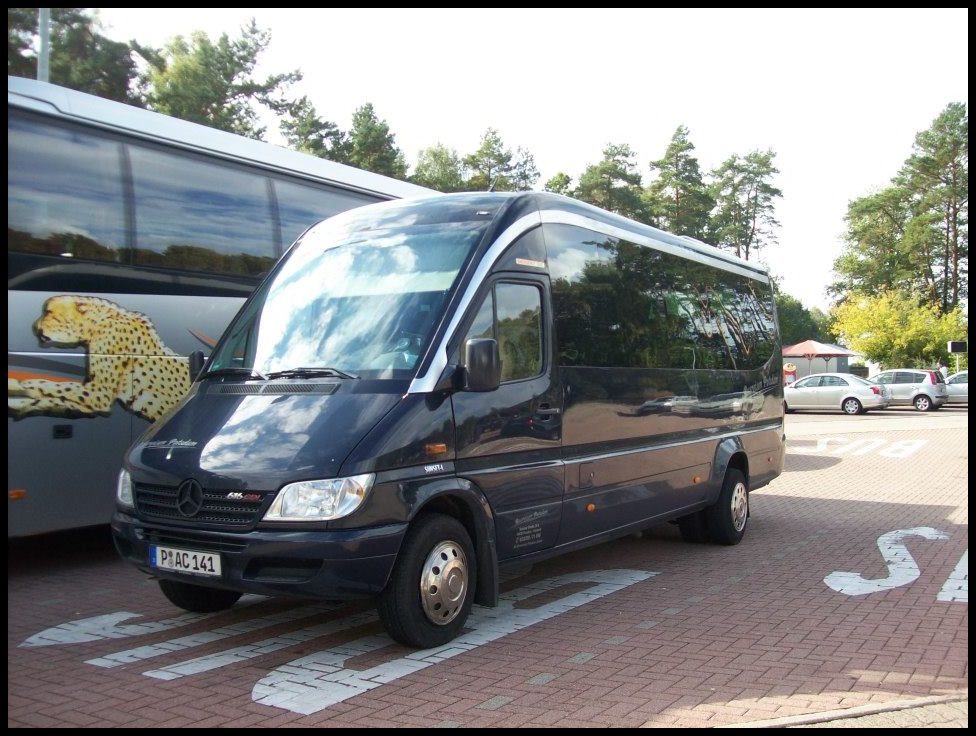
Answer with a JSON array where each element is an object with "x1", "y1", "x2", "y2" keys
[
  {"x1": 842, "y1": 398, "x2": 863, "y2": 415},
  {"x1": 677, "y1": 510, "x2": 710, "y2": 543},
  {"x1": 913, "y1": 394, "x2": 933, "y2": 412},
  {"x1": 705, "y1": 468, "x2": 749, "y2": 546},
  {"x1": 377, "y1": 513, "x2": 476, "y2": 649},
  {"x1": 158, "y1": 579, "x2": 242, "y2": 613}
]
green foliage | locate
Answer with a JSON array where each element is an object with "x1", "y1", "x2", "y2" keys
[
  {"x1": 9, "y1": 8, "x2": 139, "y2": 104},
  {"x1": 646, "y1": 125, "x2": 714, "y2": 239},
  {"x1": 833, "y1": 103, "x2": 967, "y2": 316},
  {"x1": 709, "y1": 150, "x2": 782, "y2": 260},
  {"x1": 509, "y1": 147, "x2": 540, "y2": 192},
  {"x1": 775, "y1": 293, "x2": 830, "y2": 346},
  {"x1": 462, "y1": 128, "x2": 512, "y2": 191},
  {"x1": 280, "y1": 95, "x2": 349, "y2": 163},
  {"x1": 544, "y1": 172, "x2": 574, "y2": 196},
  {"x1": 140, "y1": 19, "x2": 301, "y2": 140},
  {"x1": 346, "y1": 102, "x2": 408, "y2": 179},
  {"x1": 831, "y1": 290, "x2": 968, "y2": 368},
  {"x1": 576, "y1": 143, "x2": 650, "y2": 222},
  {"x1": 411, "y1": 144, "x2": 464, "y2": 192}
]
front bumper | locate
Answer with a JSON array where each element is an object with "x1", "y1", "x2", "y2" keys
[{"x1": 111, "y1": 511, "x2": 407, "y2": 600}]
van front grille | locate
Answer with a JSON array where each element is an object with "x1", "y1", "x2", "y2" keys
[{"x1": 134, "y1": 483, "x2": 273, "y2": 528}]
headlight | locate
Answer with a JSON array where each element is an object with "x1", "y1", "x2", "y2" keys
[
  {"x1": 264, "y1": 473, "x2": 375, "y2": 521},
  {"x1": 116, "y1": 468, "x2": 134, "y2": 508}
]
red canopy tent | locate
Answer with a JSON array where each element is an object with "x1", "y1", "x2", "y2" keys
[{"x1": 782, "y1": 339, "x2": 860, "y2": 373}]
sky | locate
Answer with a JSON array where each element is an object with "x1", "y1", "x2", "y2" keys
[{"x1": 91, "y1": 8, "x2": 969, "y2": 313}]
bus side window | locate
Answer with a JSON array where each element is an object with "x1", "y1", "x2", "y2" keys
[
  {"x1": 127, "y1": 145, "x2": 277, "y2": 278},
  {"x1": 8, "y1": 114, "x2": 127, "y2": 278}
]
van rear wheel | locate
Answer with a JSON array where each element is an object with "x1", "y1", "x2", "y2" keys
[
  {"x1": 158, "y1": 579, "x2": 242, "y2": 613},
  {"x1": 377, "y1": 513, "x2": 476, "y2": 649},
  {"x1": 705, "y1": 468, "x2": 749, "y2": 545}
]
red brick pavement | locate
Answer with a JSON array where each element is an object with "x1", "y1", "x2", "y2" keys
[{"x1": 7, "y1": 409, "x2": 968, "y2": 727}]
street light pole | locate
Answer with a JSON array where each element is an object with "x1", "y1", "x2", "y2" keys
[{"x1": 37, "y1": 8, "x2": 51, "y2": 82}]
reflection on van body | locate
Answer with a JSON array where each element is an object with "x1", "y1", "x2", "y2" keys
[{"x1": 111, "y1": 191, "x2": 786, "y2": 649}]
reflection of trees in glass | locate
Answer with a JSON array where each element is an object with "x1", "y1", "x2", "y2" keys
[
  {"x1": 495, "y1": 284, "x2": 541, "y2": 382},
  {"x1": 10, "y1": 229, "x2": 274, "y2": 277},
  {"x1": 464, "y1": 283, "x2": 541, "y2": 382},
  {"x1": 549, "y1": 223, "x2": 776, "y2": 372},
  {"x1": 125, "y1": 245, "x2": 275, "y2": 276},
  {"x1": 9, "y1": 229, "x2": 118, "y2": 261},
  {"x1": 498, "y1": 306, "x2": 541, "y2": 380}
]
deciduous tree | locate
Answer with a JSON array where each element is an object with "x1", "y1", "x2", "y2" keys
[
  {"x1": 411, "y1": 144, "x2": 464, "y2": 192},
  {"x1": 832, "y1": 290, "x2": 967, "y2": 368}
]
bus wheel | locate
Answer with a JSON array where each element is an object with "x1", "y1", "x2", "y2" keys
[
  {"x1": 378, "y1": 513, "x2": 475, "y2": 649},
  {"x1": 706, "y1": 468, "x2": 749, "y2": 546},
  {"x1": 158, "y1": 579, "x2": 242, "y2": 613}
]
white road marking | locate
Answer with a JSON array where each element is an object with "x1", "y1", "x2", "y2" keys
[{"x1": 824, "y1": 527, "x2": 949, "y2": 595}]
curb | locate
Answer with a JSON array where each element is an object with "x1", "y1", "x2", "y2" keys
[{"x1": 712, "y1": 691, "x2": 969, "y2": 728}]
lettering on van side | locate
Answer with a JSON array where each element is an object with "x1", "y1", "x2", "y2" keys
[
  {"x1": 514, "y1": 509, "x2": 549, "y2": 548},
  {"x1": 146, "y1": 439, "x2": 199, "y2": 448}
]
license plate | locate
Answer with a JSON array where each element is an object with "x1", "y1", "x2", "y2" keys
[{"x1": 150, "y1": 544, "x2": 222, "y2": 577}]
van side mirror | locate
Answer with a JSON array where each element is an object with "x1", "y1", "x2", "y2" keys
[
  {"x1": 188, "y1": 350, "x2": 206, "y2": 382},
  {"x1": 463, "y1": 338, "x2": 501, "y2": 392}
]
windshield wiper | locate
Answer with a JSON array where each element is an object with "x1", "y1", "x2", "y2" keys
[
  {"x1": 265, "y1": 367, "x2": 359, "y2": 380},
  {"x1": 200, "y1": 367, "x2": 268, "y2": 381}
]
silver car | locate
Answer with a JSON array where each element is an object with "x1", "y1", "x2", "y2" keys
[
  {"x1": 945, "y1": 370, "x2": 968, "y2": 404},
  {"x1": 869, "y1": 369, "x2": 948, "y2": 411},
  {"x1": 784, "y1": 372, "x2": 891, "y2": 415}
]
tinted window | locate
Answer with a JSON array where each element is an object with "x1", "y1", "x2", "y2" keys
[
  {"x1": 275, "y1": 178, "x2": 378, "y2": 248},
  {"x1": 546, "y1": 223, "x2": 776, "y2": 371},
  {"x1": 127, "y1": 144, "x2": 277, "y2": 277},
  {"x1": 8, "y1": 112, "x2": 128, "y2": 284},
  {"x1": 464, "y1": 282, "x2": 542, "y2": 383}
]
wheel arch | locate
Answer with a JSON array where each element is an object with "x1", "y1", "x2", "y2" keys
[
  {"x1": 405, "y1": 478, "x2": 499, "y2": 609},
  {"x1": 713, "y1": 437, "x2": 750, "y2": 501}
]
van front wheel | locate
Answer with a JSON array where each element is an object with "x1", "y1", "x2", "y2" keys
[
  {"x1": 706, "y1": 468, "x2": 749, "y2": 546},
  {"x1": 377, "y1": 513, "x2": 476, "y2": 649}
]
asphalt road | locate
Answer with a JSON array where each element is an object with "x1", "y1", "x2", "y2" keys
[{"x1": 7, "y1": 405, "x2": 968, "y2": 727}]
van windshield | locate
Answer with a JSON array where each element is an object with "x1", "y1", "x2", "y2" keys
[{"x1": 207, "y1": 203, "x2": 488, "y2": 380}]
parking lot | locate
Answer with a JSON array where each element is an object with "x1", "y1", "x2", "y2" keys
[{"x1": 8, "y1": 405, "x2": 968, "y2": 728}]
